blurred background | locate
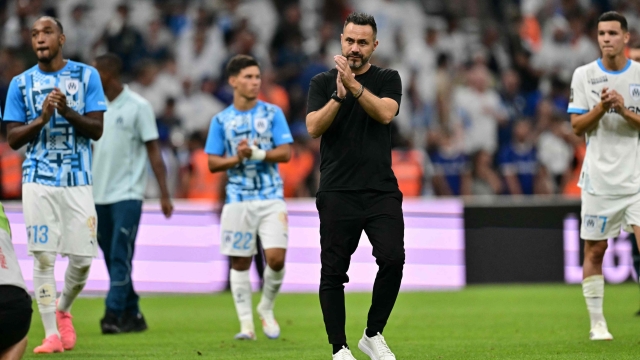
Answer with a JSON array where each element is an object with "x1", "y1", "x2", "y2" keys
[{"x1": 0, "y1": 0, "x2": 631, "y2": 202}]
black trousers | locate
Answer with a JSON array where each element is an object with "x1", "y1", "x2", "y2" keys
[
  {"x1": 317, "y1": 190, "x2": 405, "y2": 344},
  {"x1": 0, "y1": 285, "x2": 32, "y2": 353}
]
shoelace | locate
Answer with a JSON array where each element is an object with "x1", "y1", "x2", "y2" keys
[
  {"x1": 373, "y1": 334, "x2": 394, "y2": 357},
  {"x1": 336, "y1": 347, "x2": 353, "y2": 359}
]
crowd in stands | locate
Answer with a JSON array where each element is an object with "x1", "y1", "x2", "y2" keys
[{"x1": 0, "y1": 0, "x2": 631, "y2": 201}]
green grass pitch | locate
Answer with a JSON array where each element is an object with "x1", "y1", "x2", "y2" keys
[{"x1": 21, "y1": 284, "x2": 640, "y2": 359}]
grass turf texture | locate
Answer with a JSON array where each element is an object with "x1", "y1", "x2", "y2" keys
[{"x1": 22, "y1": 283, "x2": 640, "y2": 359}]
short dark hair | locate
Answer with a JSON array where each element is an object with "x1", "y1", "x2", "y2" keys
[
  {"x1": 95, "y1": 53, "x2": 123, "y2": 77},
  {"x1": 344, "y1": 12, "x2": 377, "y2": 38},
  {"x1": 35, "y1": 16, "x2": 63, "y2": 34},
  {"x1": 598, "y1": 11, "x2": 628, "y2": 32},
  {"x1": 226, "y1": 55, "x2": 260, "y2": 77}
]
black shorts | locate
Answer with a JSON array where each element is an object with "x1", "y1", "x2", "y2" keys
[{"x1": 0, "y1": 285, "x2": 32, "y2": 353}]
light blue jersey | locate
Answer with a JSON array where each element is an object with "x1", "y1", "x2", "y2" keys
[
  {"x1": 205, "y1": 101, "x2": 293, "y2": 203},
  {"x1": 2, "y1": 60, "x2": 107, "y2": 187}
]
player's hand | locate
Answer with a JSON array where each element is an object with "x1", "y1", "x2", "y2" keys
[
  {"x1": 49, "y1": 88, "x2": 70, "y2": 117},
  {"x1": 600, "y1": 87, "x2": 614, "y2": 110},
  {"x1": 237, "y1": 139, "x2": 252, "y2": 159},
  {"x1": 608, "y1": 90, "x2": 625, "y2": 114},
  {"x1": 160, "y1": 196, "x2": 173, "y2": 218},
  {"x1": 40, "y1": 93, "x2": 55, "y2": 124},
  {"x1": 334, "y1": 55, "x2": 357, "y2": 93},
  {"x1": 336, "y1": 73, "x2": 347, "y2": 98}
]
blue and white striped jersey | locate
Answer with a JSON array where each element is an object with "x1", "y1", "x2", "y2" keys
[
  {"x1": 2, "y1": 60, "x2": 107, "y2": 187},
  {"x1": 205, "y1": 101, "x2": 293, "y2": 203}
]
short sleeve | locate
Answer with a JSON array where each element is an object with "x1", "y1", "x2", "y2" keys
[
  {"x1": 3, "y1": 77, "x2": 27, "y2": 123},
  {"x1": 379, "y1": 70, "x2": 402, "y2": 114},
  {"x1": 306, "y1": 74, "x2": 329, "y2": 114},
  {"x1": 568, "y1": 67, "x2": 588, "y2": 114},
  {"x1": 271, "y1": 107, "x2": 293, "y2": 146},
  {"x1": 136, "y1": 101, "x2": 159, "y2": 142},
  {"x1": 205, "y1": 116, "x2": 225, "y2": 156},
  {"x1": 84, "y1": 66, "x2": 107, "y2": 114}
]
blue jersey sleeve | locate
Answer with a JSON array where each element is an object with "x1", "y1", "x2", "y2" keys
[
  {"x1": 272, "y1": 107, "x2": 293, "y2": 146},
  {"x1": 3, "y1": 77, "x2": 27, "y2": 123},
  {"x1": 84, "y1": 67, "x2": 107, "y2": 113},
  {"x1": 205, "y1": 116, "x2": 225, "y2": 156}
]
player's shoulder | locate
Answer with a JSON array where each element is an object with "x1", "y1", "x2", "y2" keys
[
  {"x1": 212, "y1": 105, "x2": 237, "y2": 124},
  {"x1": 11, "y1": 64, "x2": 39, "y2": 85},
  {"x1": 65, "y1": 60, "x2": 99, "y2": 75},
  {"x1": 125, "y1": 87, "x2": 153, "y2": 108},
  {"x1": 572, "y1": 61, "x2": 599, "y2": 78},
  {"x1": 256, "y1": 100, "x2": 284, "y2": 116}
]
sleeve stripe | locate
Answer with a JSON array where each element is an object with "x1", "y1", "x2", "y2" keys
[{"x1": 567, "y1": 107, "x2": 588, "y2": 114}]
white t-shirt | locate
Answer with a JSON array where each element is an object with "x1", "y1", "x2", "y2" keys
[
  {"x1": 568, "y1": 59, "x2": 640, "y2": 195},
  {"x1": 0, "y1": 206, "x2": 26, "y2": 291}
]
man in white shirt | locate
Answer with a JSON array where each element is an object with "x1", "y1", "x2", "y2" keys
[
  {"x1": 568, "y1": 11, "x2": 640, "y2": 341},
  {"x1": 93, "y1": 53, "x2": 173, "y2": 334}
]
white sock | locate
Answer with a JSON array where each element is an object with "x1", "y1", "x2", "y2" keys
[
  {"x1": 258, "y1": 265, "x2": 285, "y2": 312},
  {"x1": 230, "y1": 269, "x2": 254, "y2": 332},
  {"x1": 583, "y1": 275, "x2": 606, "y2": 329},
  {"x1": 58, "y1": 255, "x2": 92, "y2": 312},
  {"x1": 33, "y1": 251, "x2": 59, "y2": 338}
]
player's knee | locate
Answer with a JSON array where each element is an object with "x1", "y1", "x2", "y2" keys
[
  {"x1": 230, "y1": 256, "x2": 252, "y2": 271},
  {"x1": 68, "y1": 255, "x2": 92, "y2": 274},
  {"x1": 33, "y1": 251, "x2": 56, "y2": 270},
  {"x1": 320, "y1": 269, "x2": 349, "y2": 288},
  {"x1": 585, "y1": 241, "x2": 608, "y2": 262},
  {"x1": 266, "y1": 254, "x2": 285, "y2": 271}
]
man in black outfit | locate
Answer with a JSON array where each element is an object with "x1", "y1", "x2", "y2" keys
[{"x1": 306, "y1": 12, "x2": 403, "y2": 360}]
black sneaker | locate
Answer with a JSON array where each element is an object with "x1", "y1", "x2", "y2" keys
[
  {"x1": 121, "y1": 312, "x2": 148, "y2": 333},
  {"x1": 100, "y1": 312, "x2": 123, "y2": 334}
]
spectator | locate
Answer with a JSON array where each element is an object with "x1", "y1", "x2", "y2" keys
[
  {"x1": 181, "y1": 132, "x2": 226, "y2": 202},
  {"x1": 498, "y1": 120, "x2": 547, "y2": 195},
  {"x1": 391, "y1": 138, "x2": 427, "y2": 198},
  {"x1": 470, "y1": 150, "x2": 503, "y2": 195},
  {"x1": 96, "y1": 4, "x2": 145, "y2": 76},
  {"x1": 176, "y1": 78, "x2": 226, "y2": 134},
  {"x1": 538, "y1": 115, "x2": 576, "y2": 193},
  {"x1": 258, "y1": 69, "x2": 290, "y2": 118},
  {"x1": 498, "y1": 69, "x2": 527, "y2": 146},
  {"x1": 431, "y1": 132, "x2": 471, "y2": 196},
  {"x1": 62, "y1": 4, "x2": 96, "y2": 63},
  {"x1": 278, "y1": 122, "x2": 316, "y2": 198},
  {"x1": 454, "y1": 64, "x2": 507, "y2": 155}
]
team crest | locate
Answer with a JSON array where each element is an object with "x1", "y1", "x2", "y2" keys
[
  {"x1": 254, "y1": 117, "x2": 268, "y2": 134},
  {"x1": 630, "y1": 84, "x2": 640, "y2": 101},
  {"x1": 65, "y1": 79, "x2": 80, "y2": 96}
]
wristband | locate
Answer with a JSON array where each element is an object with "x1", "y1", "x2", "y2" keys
[
  {"x1": 354, "y1": 84, "x2": 365, "y2": 99},
  {"x1": 249, "y1": 145, "x2": 267, "y2": 161}
]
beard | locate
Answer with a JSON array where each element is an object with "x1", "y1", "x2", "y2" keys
[
  {"x1": 343, "y1": 52, "x2": 371, "y2": 69},
  {"x1": 36, "y1": 47, "x2": 59, "y2": 64}
]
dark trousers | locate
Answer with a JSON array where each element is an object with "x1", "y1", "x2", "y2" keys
[
  {"x1": 0, "y1": 285, "x2": 32, "y2": 352},
  {"x1": 96, "y1": 200, "x2": 143, "y2": 316},
  {"x1": 317, "y1": 190, "x2": 405, "y2": 345}
]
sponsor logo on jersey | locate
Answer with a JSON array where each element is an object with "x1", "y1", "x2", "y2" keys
[
  {"x1": 630, "y1": 84, "x2": 640, "y2": 100},
  {"x1": 570, "y1": 88, "x2": 574, "y2": 103},
  {"x1": 589, "y1": 76, "x2": 608, "y2": 85}
]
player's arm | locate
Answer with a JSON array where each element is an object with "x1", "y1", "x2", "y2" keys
[
  {"x1": 6, "y1": 120, "x2": 47, "y2": 150},
  {"x1": 145, "y1": 140, "x2": 173, "y2": 218},
  {"x1": 306, "y1": 75, "x2": 342, "y2": 138},
  {"x1": 571, "y1": 86, "x2": 613, "y2": 136},
  {"x1": 335, "y1": 56, "x2": 400, "y2": 125},
  {"x1": 609, "y1": 90, "x2": 640, "y2": 130},
  {"x1": 239, "y1": 142, "x2": 291, "y2": 163},
  {"x1": 49, "y1": 88, "x2": 103, "y2": 140},
  {"x1": 4, "y1": 79, "x2": 55, "y2": 149},
  {"x1": 208, "y1": 154, "x2": 242, "y2": 173}
]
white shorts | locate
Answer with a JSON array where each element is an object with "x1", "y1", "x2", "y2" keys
[
  {"x1": 220, "y1": 199, "x2": 288, "y2": 257},
  {"x1": 23, "y1": 183, "x2": 98, "y2": 257},
  {"x1": 580, "y1": 191, "x2": 640, "y2": 240}
]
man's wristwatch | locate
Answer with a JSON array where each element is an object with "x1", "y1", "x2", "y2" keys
[{"x1": 331, "y1": 91, "x2": 345, "y2": 103}]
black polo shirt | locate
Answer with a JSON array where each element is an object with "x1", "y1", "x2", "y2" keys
[{"x1": 307, "y1": 65, "x2": 402, "y2": 193}]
